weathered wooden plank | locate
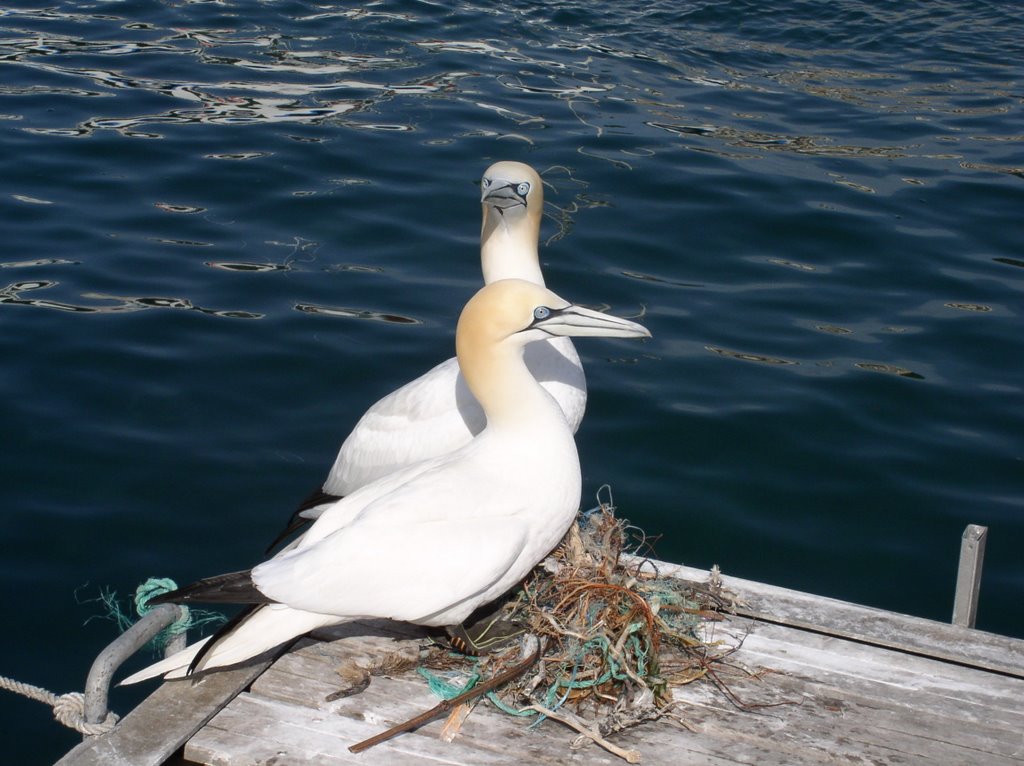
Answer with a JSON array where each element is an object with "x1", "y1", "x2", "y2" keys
[
  {"x1": 248, "y1": 633, "x2": 425, "y2": 709},
  {"x1": 671, "y1": 625, "x2": 1024, "y2": 763},
  {"x1": 338, "y1": 672, "x2": 779, "y2": 766},
  {"x1": 186, "y1": 727, "x2": 351, "y2": 766},
  {"x1": 54, "y1": 658, "x2": 272, "y2": 766},
  {"x1": 55, "y1": 556, "x2": 1024, "y2": 766},
  {"x1": 175, "y1": 561, "x2": 1024, "y2": 766},
  {"x1": 614, "y1": 623, "x2": 1024, "y2": 766},
  {"x1": 188, "y1": 698, "x2": 463, "y2": 766},
  {"x1": 953, "y1": 524, "x2": 987, "y2": 628},
  {"x1": 192, "y1": 652, "x2": 1023, "y2": 766},
  {"x1": 189, "y1": 691, "x2": 601, "y2": 766},
  {"x1": 688, "y1": 665, "x2": 1024, "y2": 761},
  {"x1": 730, "y1": 620, "x2": 1024, "y2": 726},
  {"x1": 646, "y1": 559, "x2": 1024, "y2": 677},
  {"x1": 190, "y1": 680, "x2": 753, "y2": 766},
  {"x1": 183, "y1": 616, "x2": 1024, "y2": 766}
]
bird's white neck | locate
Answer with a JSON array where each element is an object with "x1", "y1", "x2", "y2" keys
[
  {"x1": 460, "y1": 342, "x2": 566, "y2": 432},
  {"x1": 480, "y1": 212, "x2": 545, "y2": 286}
]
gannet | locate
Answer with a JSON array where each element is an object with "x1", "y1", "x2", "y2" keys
[
  {"x1": 272, "y1": 162, "x2": 586, "y2": 545},
  {"x1": 121, "y1": 279, "x2": 648, "y2": 683}
]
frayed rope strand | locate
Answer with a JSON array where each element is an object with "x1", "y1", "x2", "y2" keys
[{"x1": 92, "y1": 576, "x2": 225, "y2": 655}]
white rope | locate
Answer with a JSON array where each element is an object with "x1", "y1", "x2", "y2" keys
[{"x1": 0, "y1": 674, "x2": 119, "y2": 736}]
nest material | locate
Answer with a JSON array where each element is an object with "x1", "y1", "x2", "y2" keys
[{"x1": 421, "y1": 498, "x2": 737, "y2": 754}]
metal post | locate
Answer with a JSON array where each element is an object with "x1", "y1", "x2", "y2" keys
[
  {"x1": 952, "y1": 524, "x2": 987, "y2": 629},
  {"x1": 164, "y1": 629, "x2": 188, "y2": 657}
]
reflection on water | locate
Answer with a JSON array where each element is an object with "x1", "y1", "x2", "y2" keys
[
  {"x1": 1, "y1": 258, "x2": 78, "y2": 268},
  {"x1": 707, "y1": 344, "x2": 926, "y2": 380},
  {"x1": 706, "y1": 346, "x2": 797, "y2": 366},
  {"x1": 154, "y1": 202, "x2": 205, "y2": 214},
  {"x1": 945, "y1": 302, "x2": 991, "y2": 313},
  {"x1": 0, "y1": 280, "x2": 261, "y2": 318},
  {"x1": 207, "y1": 261, "x2": 290, "y2": 273},
  {"x1": 767, "y1": 259, "x2": 817, "y2": 272},
  {"x1": 0, "y1": 268, "x2": 408, "y2": 321},
  {"x1": 854, "y1": 362, "x2": 925, "y2": 380},
  {"x1": 1, "y1": 4, "x2": 1023, "y2": 762},
  {"x1": 0, "y1": 0, "x2": 1018, "y2": 180},
  {"x1": 622, "y1": 270, "x2": 702, "y2": 288},
  {"x1": 295, "y1": 303, "x2": 420, "y2": 324}
]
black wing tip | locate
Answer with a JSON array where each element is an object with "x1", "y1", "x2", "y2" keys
[
  {"x1": 146, "y1": 590, "x2": 180, "y2": 607},
  {"x1": 296, "y1": 487, "x2": 343, "y2": 514},
  {"x1": 264, "y1": 487, "x2": 344, "y2": 554},
  {"x1": 264, "y1": 514, "x2": 313, "y2": 554},
  {"x1": 149, "y1": 569, "x2": 270, "y2": 606}
]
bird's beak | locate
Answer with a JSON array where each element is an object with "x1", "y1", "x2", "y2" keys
[
  {"x1": 482, "y1": 182, "x2": 526, "y2": 210},
  {"x1": 529, "y1": 305, "x2": 651, "y2": 339}
]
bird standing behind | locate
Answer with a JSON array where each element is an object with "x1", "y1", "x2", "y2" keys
[
  {"x1": 274, "y1": 162, "x2": 586, "y2": 545},
  {"x1": 121, "y1": 279, "x2": 648, "y2": 684}
]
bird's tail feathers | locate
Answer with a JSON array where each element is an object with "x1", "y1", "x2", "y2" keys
[{"x1": 119, "y1": 606, "x2": 337, "y2": 684}]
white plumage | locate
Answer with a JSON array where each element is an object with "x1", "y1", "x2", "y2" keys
[
  {"x1": 320, "y1": 161, "x2": 586, "y2": 500},
  {"x1": 121, "y1": 279, "x2": 648, "y2": 684}
]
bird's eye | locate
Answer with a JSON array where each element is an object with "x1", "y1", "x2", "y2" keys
[
  {"x1": 533, "y1": 306, "x2": 550, "y2": 320},
  {"x1": 516, "y1": 182, "x2": 531, "y2": 196},
  {"x1": 482, "y1": 177, "x2": 491, "y2": 188}
]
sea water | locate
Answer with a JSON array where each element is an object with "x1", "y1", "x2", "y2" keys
[{"x1": 1, "y1": 2, "x2": 1021, "y2": 761}]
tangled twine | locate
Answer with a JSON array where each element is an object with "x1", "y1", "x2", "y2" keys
[
  {"x1": 418, "y1": 490, "x2": 735, "y2": 757},
  {"x1": 0, "y1": 675, "x2": 119, "y2": 736},
  {"x1": 95, "y1": 576, "x2": 224, "y2": 654},
  {"x1": 504, "y1": 498, "x2": 724, "y2": 714}
]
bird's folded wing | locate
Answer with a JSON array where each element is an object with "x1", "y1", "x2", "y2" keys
[
  {"x1": 253, "y1": 515, "x2": 529, "y2": 624},
  {"x1": 324, "y1": 357, "x2": 487, "y2": 494}
]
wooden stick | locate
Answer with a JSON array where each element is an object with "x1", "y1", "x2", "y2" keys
[
  {"x1": 523, "y1": 703, "x2": 641, "y2": 763},
  {"x1": 952, "y1": 524, "x2": 987, "y2": 628},
  {"x1": 348, "y1": 643, "x2": 540, "y2": 754}
]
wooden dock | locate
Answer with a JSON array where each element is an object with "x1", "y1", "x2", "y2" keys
[{"x1": 57, "y1": 561, "x2": 1024, "y2": 766}]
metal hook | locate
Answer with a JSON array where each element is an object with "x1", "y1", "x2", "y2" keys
[{"x1": 83, "y1": 604, "x2": 187, "y2": 727}]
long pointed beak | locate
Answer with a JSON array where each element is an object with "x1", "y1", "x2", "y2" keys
[{"x1": 531, "y1": 305, "x2": 651, "y2": 339}]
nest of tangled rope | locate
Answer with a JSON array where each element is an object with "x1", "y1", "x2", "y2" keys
[{"x1": 404, "y1": 494, "x2": 743, "y2": 761}]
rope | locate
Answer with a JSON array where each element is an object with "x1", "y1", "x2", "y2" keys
[
  {"x1": 416, "y1": 666, "x2": 480, "y2": 700},
  {"x1": 418, "y1": 662, "x2": 537, "y2": 717},
  {"x1": 0, "y1": 675, "x2": 118, "y2": 736},
  {"x1": 93, "y1": 576, "x2": 224, "y2": 654},
  {"x1": 134, "y1": 577, "x2": 193, "y2": 642},
  {"x1": 0, "y1": 576, "x2": 210, "y2": 738}
]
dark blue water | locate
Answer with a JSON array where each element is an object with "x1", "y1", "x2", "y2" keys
[{"x1": 2, "y1": 1, "x2": 1021, "y2": 762}]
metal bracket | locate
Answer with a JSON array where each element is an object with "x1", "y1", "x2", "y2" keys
[{"x1": 84, "y1": 604, "x2": 187, "y2": 726}]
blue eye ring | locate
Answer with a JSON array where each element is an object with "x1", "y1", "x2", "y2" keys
[
  {"x1": 481, "y1": 177, "x2": 491, "y2": 188},
  {"x1": 533, "y1": 306, "x2": 550, "y2": 320},
  {"x1": 516, "y1": 182, "x2": 531, "y2": 196}
]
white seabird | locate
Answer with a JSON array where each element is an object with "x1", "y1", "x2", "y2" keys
[
  {"x1": 122, "y1": 279, "x2": 648, "y2": 683},
  {"x1": 273, "y1": 162, "x2": 585, "y2": 544}
]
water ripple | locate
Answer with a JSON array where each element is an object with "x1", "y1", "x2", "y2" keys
[
  {"x1": 1, "y1": 5, "x2": 1022, "y2": 760},
  {"x1": 295, "y1": 303, "x2": 420, "y2": 324},
  {"x1": 0, "y1": 280, "x2": 261, "y2": 318}
]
